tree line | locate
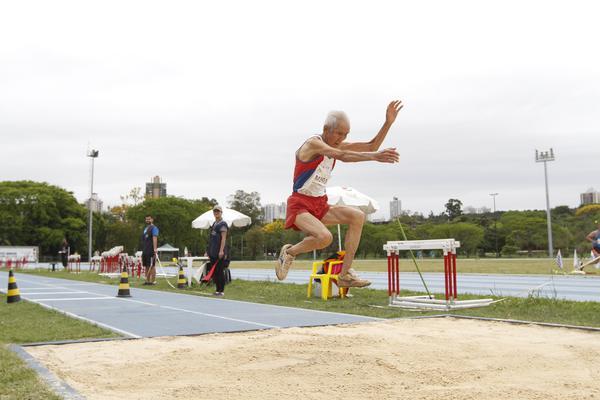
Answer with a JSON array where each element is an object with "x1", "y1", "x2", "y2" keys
[{"x1": 1, "y1": 181, "x2": 598, "y2": 260}]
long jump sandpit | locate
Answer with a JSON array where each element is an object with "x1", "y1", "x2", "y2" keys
[{"x1": 26, "y1": 317, "x2": 600, "y2": 400}]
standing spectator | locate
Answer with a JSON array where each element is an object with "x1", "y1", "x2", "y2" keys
[
  {"x1": 59, "y1": 238, "x2": 69, "y2": 269},
  {"x1": 141, "y1": 214, "x2": 159, "y2": 285},
  {"x1": 208, "y1": 205, "x2": 229, "y2": 296}
]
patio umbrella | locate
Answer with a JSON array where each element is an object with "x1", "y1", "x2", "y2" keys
[
  {"x1": 192, "y1": 207, "x2": 252, "y2": 259},
  {"x1": 327, "y1": 186, "x2": 380, "y2": 250},
  {"x1": 191, "y1": 207, "x2": 252, "y2": 229}
]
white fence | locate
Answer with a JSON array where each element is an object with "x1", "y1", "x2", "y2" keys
[{"x1": 0, "y1": 246, "x2": 39, "y2": 263}]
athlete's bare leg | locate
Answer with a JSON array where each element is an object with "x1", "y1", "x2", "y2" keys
[
  {"x1": 287, "y1": 212, "x2": 333, "y2": 256},
  {"x1": 321, "y1": 206, "x2": 365, "y2": 275},
  {"x1": 288, "y1": 205, "x2": 365, "y2": 276}
]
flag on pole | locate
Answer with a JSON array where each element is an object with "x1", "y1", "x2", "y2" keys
[
  {"x1": 555, "y1": 249, "x2": 563, "y2": 270},
  {"x1": 573, "y1": 249, "x2": 580, "y2": 270}
]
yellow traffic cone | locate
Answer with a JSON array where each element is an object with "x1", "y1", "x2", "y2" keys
[
  {"x1": 117, "y1": 268, "x2": 132, "y2": 297},
  {"x1": 177, "y1": 265, "x2": 187, "y2": 289},
  {"x1": 7, "y1": 269, "x2": 21, "y2": 303}
]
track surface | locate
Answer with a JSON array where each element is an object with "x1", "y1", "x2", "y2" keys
[{"x1": 0, "y1": 273, "x2": 377, "y2": 338}]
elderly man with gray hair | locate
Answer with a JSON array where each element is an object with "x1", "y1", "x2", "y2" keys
[{"x1": 276, "y1": 100, "x2": 403, "y2": 288}]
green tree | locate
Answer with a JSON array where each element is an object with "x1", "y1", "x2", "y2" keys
[
  {"x1": 227, "y1": 190, "x2": 262, "y2": 223},
  {"x1": 103, "y1": 218, "x2": 139, "y2": 254},
  {"x1": 262, "y1": 220, "x2": 285, "y2": 257},
  {"x1": 244, "y1": 226, "x2": 265, "y2": 260},
  {"x1": 126, "y1": 196, "x2": 215, "y2": 255},
  {"x1": 357, "y1": 223, "x2": 379, "y2": 258},
  {"x1": 445, "y1": 199, "x2": 463, "y2": 220},
  {"x1": 552, "y1": 224, "x2": 573, "y2": 252},
  {"x1": 430, "y1": 222, "x2": 484, "y2": 256},
  {"x1": 0, "y1": 181, "x2": 88, "y2": 257},
  {"x1": 576, "y1": 204, "x2": 600, "y2": 217},
  {"x1": 500, "y1": 211, "x2": 547, "y2": 256}
]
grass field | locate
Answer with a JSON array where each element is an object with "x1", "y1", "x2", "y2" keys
[
  {"x1": 0, "y1": 293, "x2": 118, "y2": 399},
  {"x1": 232, "y1": 257, "x2": 594, "y2": 275}
]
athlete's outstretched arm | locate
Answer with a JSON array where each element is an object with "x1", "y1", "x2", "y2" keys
[
  {"x1": 339, "y1": 100, "x2": 403, "y2": 152},
  {"x1": 305, "y1": 137, "x2": 399, "y2": 164}
]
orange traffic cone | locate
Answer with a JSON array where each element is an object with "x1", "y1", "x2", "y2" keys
[
  {"x1": 7, "y1": 269, "x2": 21, "y2": 303},
  {"x1": 117, "y1": 268, "x2": 131, "y2": 297}
]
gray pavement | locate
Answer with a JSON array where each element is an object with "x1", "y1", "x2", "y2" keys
[{"x1": 0, "y1": 272, "x2": 377, "y2": 338}]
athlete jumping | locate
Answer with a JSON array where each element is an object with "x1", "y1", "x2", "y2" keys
[
  {"x1": 583, "y1": 220, "x2": 600, "y2": 270},
  {"x1": 276, "y1": 100, "x2": 403, "y2": 288}
]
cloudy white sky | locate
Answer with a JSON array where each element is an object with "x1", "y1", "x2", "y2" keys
[{"x1": 1, "y1": 0, "x2": 598, "y2": 219}]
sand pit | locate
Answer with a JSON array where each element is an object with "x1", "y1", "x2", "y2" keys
[{"x1": 26, "y1": 318, "x2": 600, "y2": 400}]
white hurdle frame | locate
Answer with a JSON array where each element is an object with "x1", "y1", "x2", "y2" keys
[{"x1": 384, "y1": 239, "x2": 494, "y2": 311}]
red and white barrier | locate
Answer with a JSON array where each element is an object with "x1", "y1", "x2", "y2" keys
[
  {"x1": 67, "y1": 254, "x2": 81, "y2": 273},
  {"x1": 384, "y1": 239, "x2": 494, "y2": 310},
  {"x1": 99, "y1": 246, "x2": 124, "y2": 274},
  {"x1": 1, "y1": 256, "x2": 32, "y2": 269}
]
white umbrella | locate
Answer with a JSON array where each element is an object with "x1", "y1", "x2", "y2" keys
[
  {"x1": 327, "y1": 186, "x2": 380, "y2": 214},
  {"x1": 327, "y1": 186, "x2": 380, "y2": 250},
  {"x1": 191, "y1": 208, "x2": 252, "y2": 229}
]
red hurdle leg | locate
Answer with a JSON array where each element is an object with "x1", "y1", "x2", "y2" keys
[
  {"x1": 394, "y1": 253, "x2": 400, "y2": 295},
  {"x1": 451, "y1": 252, "x2": 458, "y2": 299},
  {"x1": 448, "y1": 253, "x2": 454, "y2": 301},
  {"x1": 394, "y1": 252, "x2": 397, "y2": 294},
  {"x1": 388, "y1": 254, "x2": 392, "y2": 297},
  {"x1": 443, "y1": 253, "x2": 449, "y2": 301}
]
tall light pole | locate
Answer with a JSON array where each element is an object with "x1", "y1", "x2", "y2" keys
[
  {"x1": 87, "y1": 149, "x2": 99, "y2": 262},
  {"x1": 489, "y1": 193, "x2": 499, "y2": 257},
  {"x1": 535, "y1": 148, "x2": 554, "y2": 257}
]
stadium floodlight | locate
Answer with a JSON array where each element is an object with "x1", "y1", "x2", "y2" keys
[
  {"x1": 489, "y1": 193, "x2": 499, "y2": 257},
  {"x1": 535, "y1": 148, "x2": 555, "y2": 257},
  {"x1": 87, "y1": 149, "x2": 99, "y2": 263}
]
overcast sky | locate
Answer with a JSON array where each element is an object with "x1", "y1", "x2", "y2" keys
[{"x1": 1, "y1": 0, "x2": 599, "y2": 219}]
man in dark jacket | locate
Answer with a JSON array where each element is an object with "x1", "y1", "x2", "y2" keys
[{"x1": 208, "y1": 205, "x2": 228, "y2": 296}]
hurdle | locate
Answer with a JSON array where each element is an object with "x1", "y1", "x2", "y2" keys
[
  {"x1": 67, "y1": 254, "x2": 81, "y2": 273},
  {"x1": 98, "y1": 246, "x2": 124, "y2": 277},
  {"x1": 384, "y1": 239, "x2": 494, "y2": 310}
]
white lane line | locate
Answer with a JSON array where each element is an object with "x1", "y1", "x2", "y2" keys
[
  {"x1": 160, "y1": 305, "x2": 280, "y2": 329},
  {"x1": 20, "y1": 291, "x2": 87, "y2": 295},
  {"x1": 51, "y1": 282, "x2": 106, "y2": 286},
  {"x1": 118, "y1": 298, "x2": 280, "y2": 329},
  {"x1": 27, "y1": 297, "x2": 116, "y2": 302}
]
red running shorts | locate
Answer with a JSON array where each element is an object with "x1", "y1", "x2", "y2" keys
[{"x1": 285, "y1": 192, "x2": 330, "y2": 230}]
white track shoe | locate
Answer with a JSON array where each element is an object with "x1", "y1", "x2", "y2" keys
[
  {"x1": 337, "y1": 270, "x2": 371, "y2": 288},
  {"x1": 275, "y1": 244, "x2": 295, "y2": 280}
]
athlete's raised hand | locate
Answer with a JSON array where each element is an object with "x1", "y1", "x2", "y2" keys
[
  {"x1": 385, "y1": 100, "x2": 403, "y2": 125},
  {"x1": 374, "y1": 148, "x2": 399, "y2": 163}
]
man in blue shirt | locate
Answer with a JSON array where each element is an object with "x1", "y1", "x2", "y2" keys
[{"x1": 141, "y1": 214, "x2": 159, "y2": 285}]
